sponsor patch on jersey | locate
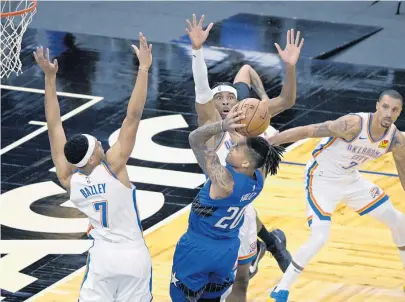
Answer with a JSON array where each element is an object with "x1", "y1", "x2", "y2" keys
[
  {"x1": 378, "y1": 140, "x2": 389, "y2": 149},
  {"x1": 369, "y1": 186, "x2": 380, "y2": 199}
]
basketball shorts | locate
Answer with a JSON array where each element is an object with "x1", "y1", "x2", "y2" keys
[
  {"x1": 79, "y1": 239, "x2": 152, "y2": 302},
  {"x1": 237, "y1": 203, "x2": 258, "y2": 265},
  {"x1": 170, "y1": 231, "x2": 239, "y2": 301},
  {"x1": 234, "y1": 82, "x2": 251, "y2": 101},
  {"x1": 305, "y1": 160, "x2": 389, "y2": 226}
]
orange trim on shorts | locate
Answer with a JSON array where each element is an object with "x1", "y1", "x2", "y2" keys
[
  {"x1": 355, "y1": 192, "x2": 387, "y2": 214},
  {"x1": 238, "y1": 251, "x2": 257, "y2": 261},
  {"x1": 308, "y1": 164, "x2": 332, "y2": 218}
]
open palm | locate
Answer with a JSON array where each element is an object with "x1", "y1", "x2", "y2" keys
[
  {"x1": 33, "y1": 46, "x2": 58, "y2": 75},
  {"x1": 185, "y1": 14, "x2": 214, "y2": 50},
  {"x1": 275, "y1": 29, "x2": 304, "y2": 66}
]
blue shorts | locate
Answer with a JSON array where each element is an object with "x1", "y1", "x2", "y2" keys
[
  {"x1": 234, "y1": 82, "x2": 252, "y2": 101},
  {"x1": 170, "y1": 231, "x2": 239, "y2": 301}
]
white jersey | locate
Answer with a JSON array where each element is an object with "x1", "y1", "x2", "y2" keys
[
  {"x1": 70, "y1": 160, "x2": 144, "y2": 243},
  {"x1": 215, "y1": 126, "x2": 278, "y2": 165},
  {"x1": 312, "y1": 112, "x2": 397, "y2": 176}
]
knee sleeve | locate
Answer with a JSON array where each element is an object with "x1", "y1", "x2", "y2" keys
[
  {"x1": 294, "y1": 222, "x2": 331, "y2": 267},
  {"x1": 368, "y1": 202, "x2": 405, "y2": 247}
]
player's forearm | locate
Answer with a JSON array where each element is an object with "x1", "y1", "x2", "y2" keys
[
  {"x1": 279, "y1": 65, "x2": 296, "y2": 109},
  {"x1": 44, "y1": 75, "x2": 62, "y2": 128},
  {"x1": 394, "y1": 156, "x2": 405, "y2": 191},
  {"x1": 126, "y1": 68, "x2": 149, "y2": 121},
  {"x1": 269, "y1": 126, "x2": 311, "y2": 145},
  {"x1": 189, "y1": 121, "x2": 223, "y2": 148},
  {"x1": 192, "y1": 48, "x2": 213, "y2": 103}
]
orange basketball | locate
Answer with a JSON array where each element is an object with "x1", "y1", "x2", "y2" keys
[{"x1": 231, "y1": 98, "x2": 271, "y2": 137}]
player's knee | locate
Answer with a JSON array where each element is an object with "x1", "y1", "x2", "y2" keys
[
  {"x1": 234, "y1": 64, "x2": 252, "y2": 84},
  {"x1": 369, "y1": 202, "x2": 405, "y2": 229},
  {"x1": 310, "y1": 225, "x2": 330, "y2": 249}
]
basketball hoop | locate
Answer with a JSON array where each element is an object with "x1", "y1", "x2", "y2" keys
[{"x1": 1, "y1": 0, "x2": 37, "y2": 79}]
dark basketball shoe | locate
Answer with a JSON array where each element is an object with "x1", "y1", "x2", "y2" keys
[
  {"x1": 267, "y1": 229, "x2": 292, "y2": 272},
  {"x1": 249, "y1": 240, "x2": 267, "y2": 279}
]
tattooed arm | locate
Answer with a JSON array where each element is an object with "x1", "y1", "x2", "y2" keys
[
  {"x1": 189, "y1": 121, "x2": 234, "y2": 196},
  {"x1": 391, "y1": 131, "x2": 405, "y2": 191},
  {"x1": 268, "y1": 114, "x2": 362, "y2": 146}
]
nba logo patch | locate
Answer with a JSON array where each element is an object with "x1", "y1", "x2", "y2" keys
[
  {"x1": 378, "y1": 140, "x2": 389, "y2": 149},
  {"x1": 249, "y1": 241, "x2": 257, "y2": 254},
  {"x1": 369, "y1": 186, "x2": 380, "y2": 199}
]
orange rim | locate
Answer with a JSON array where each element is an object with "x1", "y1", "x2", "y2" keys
[{"x1": 0, "y1": 0, "x2": 37, "y2": 18}]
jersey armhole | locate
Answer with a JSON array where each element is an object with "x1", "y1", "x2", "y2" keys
[
  {"x1": 387, "y1": 128, "x2": 398, "y2": 153},
  {"x1": 340, "y1": 113, "x2": 363, "y2": 143}
]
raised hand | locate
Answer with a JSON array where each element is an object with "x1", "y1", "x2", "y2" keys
[
  {"x1": 222, "y1": 110, "x2": 246, "y2": 133},
  {"x1": 131, "y1": 32, "x2": 152, "y2": 70},
  {"x1": 33, "y1": 47, "x2": 58, "y2": 76},
  {"x1": 185, "y1": 14, "x2": 214, "y2": 50},
  {"x1": 275, "y1": 29, "x2": 304, "y2": 67}
]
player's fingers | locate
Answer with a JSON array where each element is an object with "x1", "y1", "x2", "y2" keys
[
  {"x1": 53, "y1": 59, "x2": 58, "y2": 68},
  {"x1": 198, "y1": 15, "x2": 205, "y2": 28},
  {"x1": 232, "y1": 124, "x2": 246, "y2": 129},
  {"x1": 274, "y1": 43, "x2": 282, "y2": 54},
  {"x1": 186, "y1": 19, "x2": 193, "y2": 32},
  {"x1": 298, "y1": 38, "x2": 304, "y2": 50},
  {"x1": 295, "y1": 31, "x2": 300, "y2": 46},
  {"x1": 131, "y1": 45, "x2": 139, "y2": 56},
  {"x1": 290, "y1": 28, "x2": 295, "y2": 45},
  {"x1": 192, "y1": 14, "x2": 197, "y2": 27},
  {"x1": 205, "y1": 22, "x2": 214, "y2": 34},
  {"x1": 149, "y1": 44, "x2": 152, "y2": 52},
  {"x1": 286, "y1": 30, "x2": 290, "y2": 45},
  {"x1": 33, "y1": 50, "x2": 38, "y2": 61}
]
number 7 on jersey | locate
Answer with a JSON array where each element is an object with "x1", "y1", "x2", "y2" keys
[{"x1": 93, "y1": 200, "x2": 109, "y2": 228}]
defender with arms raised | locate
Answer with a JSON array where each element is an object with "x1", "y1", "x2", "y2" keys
[
  {"x1": 268, "y1": 90, "x2": 405, "y2": 302},
  {"x1": 185, "y1": 14, "x2": 304, "y2": 301},
  {"x1": 169, "y1": 111, "x2": 285, "y2": 302},
  {"x1": 33, "y1": 33, "x2": 153, "y2": 302}
]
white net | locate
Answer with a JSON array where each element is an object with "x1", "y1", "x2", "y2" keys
[{"x1": 1, "y1": 0, "x2": 37, "y2": 79}]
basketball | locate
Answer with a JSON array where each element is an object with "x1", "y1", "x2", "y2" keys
[{"x1": 231, "y1": 98, "x2": 271, "y2": 137}]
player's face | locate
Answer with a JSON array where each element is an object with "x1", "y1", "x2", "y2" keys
[
  {"x1": 214, "y1": 92, "x2": 238, "y2": 119},
  {"x1": 375, "y1": 96, "x2": 402, "y2": 128},
  {"x1": 90, "y1": 139, "x2": 105, "y2": 165},
  {"x1": 225, "y1": 141, "x2": 250, "y2": 168}
]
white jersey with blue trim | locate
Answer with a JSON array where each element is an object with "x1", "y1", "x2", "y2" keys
[
  {"x1": 69, "y1": 160, "x2": 144, "y2": 243},
  {"x1": 312, "y1": 112, "x2": 397, "y2": 176},
  {"x1": 215, "y1": 125, "x2": 279, "y2": 165}
]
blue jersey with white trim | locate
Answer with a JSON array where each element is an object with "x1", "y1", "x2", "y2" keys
[
  {"x1": 188, "y1": 163, "x2": 264, "y2": 240},
  {"x1": 69, "y1": 160, "x2": 144, "y2": 243},
  {"x1": 312, "y1": 113, "x2": 397, "y2": 175}
]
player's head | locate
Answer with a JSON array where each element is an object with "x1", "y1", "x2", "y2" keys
[
  {"x1": 64, "y1": 134, "x2": 105, "y2": 169},
  {"x1": 226, "y1": 136, "x2": 285, "y2": 177},
  {"x1": 375, "y1": 90, "x2": 403, "y2": 128},
  {"x1": 212, "y1": 82, "x2": 238, "y2": 119}
]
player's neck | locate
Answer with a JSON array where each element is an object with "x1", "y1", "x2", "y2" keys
[{"x1": 369, "y1": 113, "x2": 389, "y2": 138}]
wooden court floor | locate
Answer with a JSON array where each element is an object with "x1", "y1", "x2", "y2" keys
[{"x1": 30, "y1": 138, "x2": 405, "y2": 302}]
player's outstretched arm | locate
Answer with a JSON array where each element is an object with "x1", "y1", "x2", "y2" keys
[
  {"x1": 268, "y1": 114, "x2": 361, "y2": 146},
  {"x1": 107, "y1": 32, "x2": 152, "y2": 173},
  {"x1": 189, "y1": 111, "x2": 245, "y2": 195},
  {"x1": 391, "y1": 131, "x2": 405, "y2": 190},
  {"x1": 267, "y1": 29, "x2": 304, "y2": 118},
  {"x1": 185, "y1": 14, "x2": 220, "y2": 126},
  {"x1": 34, "y1": 47, "x2": 75, "y2": 190}
]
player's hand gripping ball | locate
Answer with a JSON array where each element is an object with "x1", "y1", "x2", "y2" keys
[{"x1": 230, "y1": 98, "x2": 271, "y2": 137}]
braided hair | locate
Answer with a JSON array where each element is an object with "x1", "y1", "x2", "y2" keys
[{"x1": 246, "y1": 136, "x2": 285, "y2": 177}]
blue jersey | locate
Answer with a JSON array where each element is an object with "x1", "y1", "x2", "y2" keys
[{"x1": 188, "y1": 163, "x2": 264, "y2": 240}]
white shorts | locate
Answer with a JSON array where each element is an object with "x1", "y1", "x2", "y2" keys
[
  {"x1": 305, "y1": 160, "x2": 389, "y2": 226},
  {"x1": 79, "y1": 239, "x2": 152, "y2": 302},
  {"x1": 238, "y1": 203, "x2": 257, "y2": 265}
]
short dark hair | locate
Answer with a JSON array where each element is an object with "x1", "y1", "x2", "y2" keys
[
  {"x1": 378, "y1": 90, "x2": 403, "y2": 105},
  {"x1": 246, "y1": 136, "x2": 285, "y2": 177},
  {"x1": 64, "y1": 134, "x2": 88, "y2": 165}
]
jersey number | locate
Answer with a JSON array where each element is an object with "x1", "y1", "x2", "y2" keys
[
  {"x1": 214, "y1": 206, "x2": 246, "y2": 230},
  {"x1": 342, "y1": 161, "x2": 359, "y2": 170},
  {"x1": 93, "y1": 201, "x2": 109, "y2": 228}
]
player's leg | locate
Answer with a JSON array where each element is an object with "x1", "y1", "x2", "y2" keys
[
  {"x1": 271, "y1": 163, "x2": 341, "y2": 301},
  {"x1": 256, "y1": 214, "x2": 292, "y2": 273},
  {"x1": 226, "y1": 204, "x2": 257, "y2": 301},
  {"x1": 346, "y1": 179, "x2": 405, "y2": 278},
  {"x1": 233, "y1": 64, "x2": 269, "y2": 101}
]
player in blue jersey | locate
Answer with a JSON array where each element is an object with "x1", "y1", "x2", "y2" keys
[{"x1": 170, "y1": 110, "x2": 285, "y2": 302}]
